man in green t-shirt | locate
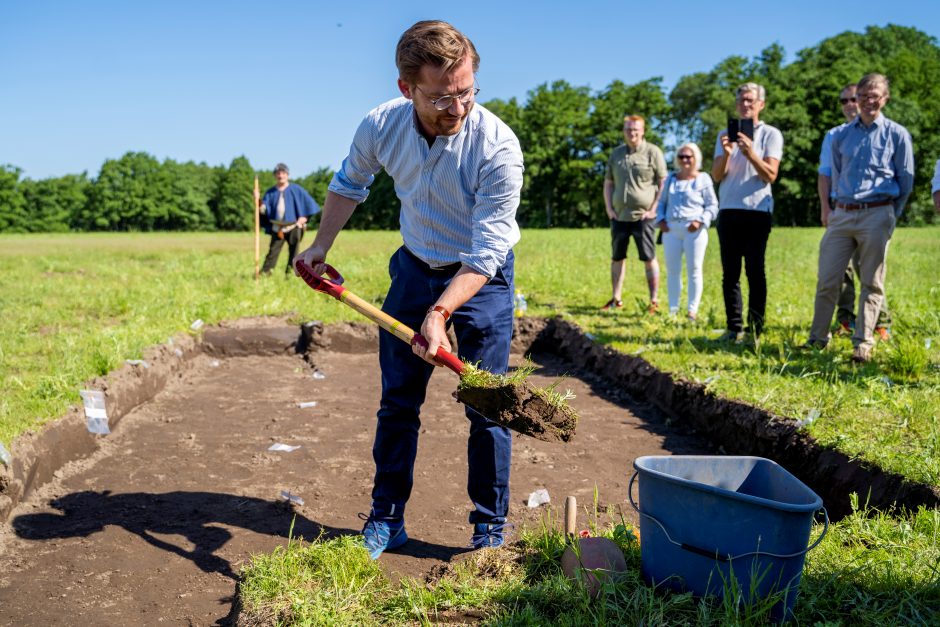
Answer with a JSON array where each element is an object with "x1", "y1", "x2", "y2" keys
[{"x1": 602, "y1": 115, "x2": 667, "y2": 312}]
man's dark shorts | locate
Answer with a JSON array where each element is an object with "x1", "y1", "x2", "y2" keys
[{"x1": 610, "y1": 219, "x2": 656, "y2": 262}]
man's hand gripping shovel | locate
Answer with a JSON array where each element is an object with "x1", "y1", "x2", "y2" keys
[
  {"x1": 293, "y1": 259, "x2": 577, "y2": 443},
  {"x1": 293, "y1": 259, "x2": 464, "y2": 374}
]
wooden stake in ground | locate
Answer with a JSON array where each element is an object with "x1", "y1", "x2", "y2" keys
[
  {"x1": 253, "y1": 176, "x2": 261, "y2": 281},
  {"x1": 294, "y1": 260, "x2": 578, "y2": 442}
]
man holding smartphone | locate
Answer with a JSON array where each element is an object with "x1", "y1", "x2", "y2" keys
[
  {"x1": 712, "y1": 82, "x2": 783, "y2": 344},
  {"x1": 805, "y1": 73, "x2": 913, "y2": 363},
  {"x1": 817, "y1": 84, "x2": 891, "y2": 339}
]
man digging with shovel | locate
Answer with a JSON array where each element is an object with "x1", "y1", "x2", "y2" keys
[{"x1": 294, "y1": 20, "x2": 523, "y2": 558}]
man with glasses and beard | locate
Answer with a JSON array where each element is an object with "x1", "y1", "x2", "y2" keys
[
  {"x1": 294, "y1": 20, "x2": 523, "y2": 559},
  {"x1": 817, "y1": 84, "x2": 891, "y2": 339},
  {"x1": 805, "y1": 73, "x2": 914, "y2": 363}
]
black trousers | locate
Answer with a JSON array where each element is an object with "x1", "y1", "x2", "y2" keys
[
  {"x1": 716, "y1": 209, "x2": 772, "y2": 335},
  {"x1": 261, "y1": 227, "x2": 304, "y2": 274}
]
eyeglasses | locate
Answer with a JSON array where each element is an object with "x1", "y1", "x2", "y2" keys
[
  {"x1": 677, "y1": 154, "x2": 694, "y2": 161},
  {"x1": 839, "y1": 97, "x2": 857, "y2": 104},
  {"x1": 857, "y1": 92, "x2": 886, "y2": 103},
  {"x1": 414, "y1": 84, "x2": 480, "y2": 111}
]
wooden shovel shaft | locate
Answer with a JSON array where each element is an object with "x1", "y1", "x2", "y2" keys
[{"x1": 294, "y1": 259, "x2": 465, "y2": 375}]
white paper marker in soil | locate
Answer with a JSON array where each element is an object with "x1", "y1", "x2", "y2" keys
[
  {"x1": 297, "y1": 401, "x2": 318, "y2": 409},
  {"x1": 268, "y1": 443, "x2": 301, "y2": 453},
  {"x1": 527, "y1": 488, "x2": 551, "y2": 508},
  {"x1": 280, "y1": 490, "x2": 304, "y2": 506},
  {"x1": 80, "y1": 390, "x2": 110, "y2": 435},
  {"x1": 311, "y1": 371, "x2": 326, "y2": 380},
  {"x1": 125, "y1": 359, "x2": 150, "y2": 368},
  {"x1": 190, "y1": 319, "x2": 204, "y2": 331},
  {"x1": 0, "y1": 442, "x2": 11, "y2": 467}
]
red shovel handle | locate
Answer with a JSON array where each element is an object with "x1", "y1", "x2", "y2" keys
[
  {"x1": 411, "y1": 334, "x2": 465, "y2": 375},
  {"x1": 294, "y1": 259, "x2": 346, "y2": 300}
]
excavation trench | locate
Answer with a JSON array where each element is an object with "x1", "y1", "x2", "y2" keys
[{"x1": 0, "y1": 316, "x2": 935, "y2": 624}]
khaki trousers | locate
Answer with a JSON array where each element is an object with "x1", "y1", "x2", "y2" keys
[{"x1": 809, "y1": 205, "x2": 894, "y2": 351}]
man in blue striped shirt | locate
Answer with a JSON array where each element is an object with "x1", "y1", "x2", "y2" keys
[
  {"x1": 295, "y1": 20, "x2": 524, "y2": 558},
  {"x1": 806, "y1": 73, "x2": 914, "y2": 363}
]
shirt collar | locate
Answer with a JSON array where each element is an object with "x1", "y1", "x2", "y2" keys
[
  {"x1": 852, "y1": 114, "x2": 885, "y2": 130},
  {"x1": 625, "y1": 140, "x2": 645, "y2": 154}
]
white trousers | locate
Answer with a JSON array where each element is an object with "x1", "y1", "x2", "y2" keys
[{"x1": 662, "y1": 221, "x2": 709, "y2": 314}]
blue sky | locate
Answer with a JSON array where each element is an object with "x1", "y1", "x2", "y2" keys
[{"x1": 2, "y1": 1, "x2": 936, "y2": 180}]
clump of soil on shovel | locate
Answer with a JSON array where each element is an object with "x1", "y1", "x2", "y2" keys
[{"x1": 454, "y1": 363, "x2": 578, "y2": 443}]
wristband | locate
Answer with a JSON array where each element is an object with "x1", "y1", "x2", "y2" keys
[{"x1": 427, "y1": 305, "x2": 451, "y2": 322}]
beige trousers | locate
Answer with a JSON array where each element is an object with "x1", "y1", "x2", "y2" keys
[{"x1": 809, "y1": 205, "x2": 895, "y2": 350}]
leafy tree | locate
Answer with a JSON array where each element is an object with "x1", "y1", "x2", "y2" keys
[
  {"x1": 0, "y1": 165, "x2": 28, "y2": 232},
  {"x1": 348, "y1": 169, "x2": 401, "y2": 230},
  {"x1": 515, "y1": 81, "x2": 594, "y2": 227},
  {"x1": 214, "y1": 156, "x2": 256, "y2": 231},
  {"x1": 20, "y1": 173, "x2": 90, "y2": 232}
]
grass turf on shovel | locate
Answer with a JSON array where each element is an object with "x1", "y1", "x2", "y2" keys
[{"x1": 294, "y1": 259, "x2": 577, "y2": 442}]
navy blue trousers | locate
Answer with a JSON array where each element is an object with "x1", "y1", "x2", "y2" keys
[{"x1": 371, "y1": 247, "x2": 514, "y2": 525}]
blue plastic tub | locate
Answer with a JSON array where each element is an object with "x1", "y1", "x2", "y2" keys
[{"x1": 629, "y1": 455, "x2": 827, "y2": 620}]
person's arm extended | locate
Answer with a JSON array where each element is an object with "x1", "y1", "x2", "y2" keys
[
  {"x1": 892, "y1": 129, "x2": 915, "y2": 218},
  {"x1": 817, "y1": 174, "x2": 832, "y2": 226},
  {"x1": 603, "y1": 178, "x2": 616, "y2": 219}
]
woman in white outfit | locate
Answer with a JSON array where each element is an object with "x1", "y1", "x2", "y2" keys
[{"x1": 655, "y1": 143, "x2": 718, "y2": 321}]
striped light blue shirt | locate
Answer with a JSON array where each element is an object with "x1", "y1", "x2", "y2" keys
[
  {"x1": 328, "y1": 97, "x2": 524, "y2": 278},
  {"x1": 831, "y1": 114, "x2": 914, "y2": 217}
]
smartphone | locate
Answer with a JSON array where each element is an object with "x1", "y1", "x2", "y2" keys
[
  {"x1": 726, "y1": 118, "x2": 754, "y2": 143},
  {"x1": 727, "y1": 117, "x2": 739, "y2": 142},
  {"x1": 740, "y1": 118, "x2": 754, "y2": 141}
]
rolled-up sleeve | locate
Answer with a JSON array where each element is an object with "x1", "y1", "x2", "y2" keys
[
  {"x1": 328, "y1": 114, "x2": 382, "y2": 203},
  {"x1": 460, "y1": 137, "x2": 524, "y2": 278}
]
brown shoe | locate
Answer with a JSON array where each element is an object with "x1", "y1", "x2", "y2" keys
[
  {"x1": 851, "y1": 345, "x2": 872, "y2": 363},
  {"x1": 601, "y1": 298, "x2": 623, "y2": 311},
  {"x1": 647, "y1": 301, "x2": 659, "y2": 315}
]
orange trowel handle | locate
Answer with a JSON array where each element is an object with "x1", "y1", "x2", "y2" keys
[{"x1": 294, "y1": 259, "x2": 465, "y2": 376}]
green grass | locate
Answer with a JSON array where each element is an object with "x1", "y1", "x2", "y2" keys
[
  {"x1": 1, "y1": 229, "x2": 938, "y2": 485},
  {"x1": 236, "y1": 499, "x2": 940, "y2": 625}
]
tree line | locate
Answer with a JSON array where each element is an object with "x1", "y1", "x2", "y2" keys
[{"x1": 1, "y1": 24, "x2": 937, "y2": 233}]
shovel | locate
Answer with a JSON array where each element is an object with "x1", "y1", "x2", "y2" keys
[{"x1": 294, "y1": 259, "x2": 577, "y2": 442}]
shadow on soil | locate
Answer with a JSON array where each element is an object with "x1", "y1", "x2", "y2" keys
[{"x1": 8, "y1": 490, "x2": 467, "y2": 580}]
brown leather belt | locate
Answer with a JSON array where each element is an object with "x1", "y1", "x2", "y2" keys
[{"x1": 836, "y1": 201, "x2": 892, "y2": 211}]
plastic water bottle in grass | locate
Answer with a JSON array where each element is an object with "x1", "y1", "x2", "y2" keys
[{"x1": 514, "y1": 290, "x2": 527, "y2": 318}]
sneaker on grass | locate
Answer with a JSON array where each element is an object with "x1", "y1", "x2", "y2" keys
[
  {"x1": 600, "y1": 298, "x2": 623, "y2": 311},
  {"x1": 851, "y1": 345, "x2": 873, "y2": 363},
  {"x1": 359, "y1": 511, "x2": 407, "y2": 559}
]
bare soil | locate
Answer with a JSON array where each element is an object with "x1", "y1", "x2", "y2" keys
[{"x1": 0, "y1": 321, "x2": 710, "y2": 626}]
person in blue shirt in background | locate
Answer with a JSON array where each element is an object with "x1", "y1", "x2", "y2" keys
[
  {"x1": 254, "y1": 163, "x2": 319, "y2": 276},
  {"x1": 817, "y1": 83, "x2": 891, "y2": 339},
  {"x1": 294, "y1": 20, "x2": 523, "y2": 559},
  {"x1": 806, "y1": 73, "x2": 914, "y2": 363}
]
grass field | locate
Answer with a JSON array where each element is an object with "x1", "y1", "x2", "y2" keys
[
  {"x1": 2, "y1": 229, "x2": 938, "y2": 624},
  {"x1": 1, "y1": 228, "x2": 937, "y2": 485}
]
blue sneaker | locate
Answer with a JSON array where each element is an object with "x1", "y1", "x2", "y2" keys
[
  {"x1": 359, "y1": 512, "x2": 407, "y2": 559},
  {"x1": 471, "y1": 522, "x2": 511, "y2": 549}
]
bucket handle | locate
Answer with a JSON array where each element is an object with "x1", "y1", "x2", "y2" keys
[{"x1": 628, "y1": 470, "x2": 829, "y2": 562}]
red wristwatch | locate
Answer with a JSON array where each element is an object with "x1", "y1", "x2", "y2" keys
[{"x1": 427, "y1": 305, "x2": 451, "y2": 321}]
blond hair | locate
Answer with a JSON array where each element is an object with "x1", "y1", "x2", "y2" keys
[
  {"x1": 396, "y1": 20, "x2": 479, "y2": 85},
  {"x1": 674, "y1": 142, "x2": 703, "y2": 170}
]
